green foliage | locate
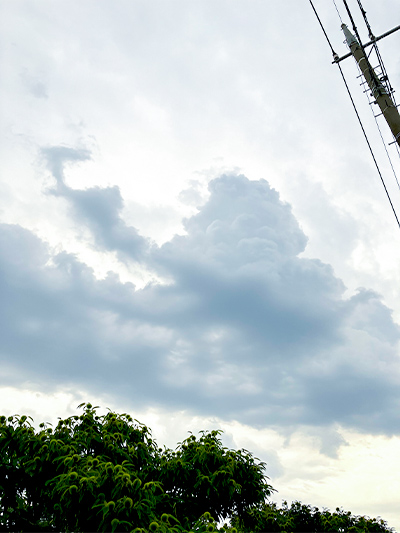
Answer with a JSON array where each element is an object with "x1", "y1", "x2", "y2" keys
[
  {"x1": 0, "y1": 404, "x2": 394, "y2": 533},
  {"x1": 230, "y1": 500, "x2": 395, "y2": 533},
  {"x1": 157, "y1": 430, "x2": 274, "y2": 529},
  {"x1": 0, "y1": 404, "x2": 271, "y2": 532}
]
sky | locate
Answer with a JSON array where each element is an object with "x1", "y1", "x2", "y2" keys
[{"x1": 1, "y1": 0, "x2": 400, "y2": 529}]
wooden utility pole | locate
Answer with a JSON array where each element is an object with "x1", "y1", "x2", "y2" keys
[{"x1": 341, "y1": 23, "x2": 400, "y2": 147}]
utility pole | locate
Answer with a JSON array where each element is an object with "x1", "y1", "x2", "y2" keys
[{"x1": 341, "y1": 23, "x2": 400, "y2": 148}]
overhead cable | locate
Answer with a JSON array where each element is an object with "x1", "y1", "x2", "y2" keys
[
  {"x1": 332, "y1": 0, "x2": 343, "y2": 24},
  {"x1": 308, "y1": 0, "x2": 400, "y2": 230}
]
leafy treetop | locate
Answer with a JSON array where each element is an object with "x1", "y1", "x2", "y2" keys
[{"x1": 0, "y1": 403, "x2": 394, "y2": 533}]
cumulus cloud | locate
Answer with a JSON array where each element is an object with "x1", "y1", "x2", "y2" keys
[{"x1": 1, "y1": 157, "x2": 399, "y2": 445}]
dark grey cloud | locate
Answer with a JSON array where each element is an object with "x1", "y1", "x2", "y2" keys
[
  {"x1": 41, "y1": 146, "x2": 150, "y2": 262},
  {"x1": 1, "y1": 160, "x2": 399, "y2": 443}
]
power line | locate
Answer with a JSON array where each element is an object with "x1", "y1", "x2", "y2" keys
[
  {"x1": 336, "y1": 61, "x2": 400, "y2": 229},
  {"x1": 308, "y1": 0, "x2": 339, "y2": 58},
  {"x1": 342, "y1": 0, "x2": 364, "y2": 50},
  {"x1": 332, "y1": 0, "x2": 343, "y2": 24},
  {"x1": 308, "y1": 0, "x2": 400, "y2": 230},
  {"x1": 355, "y1": 0, "x2": 374, "y2": 40},
  {"x1": 373, "y1": 109, "x2": 400, "y2": 193},
  {"x1": 352, "y1": 15, "x2": 400, "y2": 195}
]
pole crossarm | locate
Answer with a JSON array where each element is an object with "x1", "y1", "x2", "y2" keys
[{"x1": 333, "y1": 24, "x2": 400, "y2": 63}]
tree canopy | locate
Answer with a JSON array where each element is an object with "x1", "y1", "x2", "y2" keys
[{"x1": 0, "y1": 403, "x2": 394, "y2": 532}]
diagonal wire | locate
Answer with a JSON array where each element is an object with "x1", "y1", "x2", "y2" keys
[
  {"x1": 308, "y1": 0, "x2": 400, "y2": 230},
  {"x1": 355, "y1": 0, "x2": 374, "y2": 40},
  {"x1": 341, "y1": 0, "x2": 365, "y2": 49},
  {"x1": 309, "y1": 0, "x2": 338, "y2": 56},
  {"x1": 349, "y1": 0, "x2": 400, "y2": 180},
  {"x1": 332, "y1": 0, "x2": 343, "y2": 24},
  {"x1": 336, "y1": 62, "x2": 400, "y2": 229},
  {"x1": 355, "y1": 52, "x2": 400, "y2": 193}
]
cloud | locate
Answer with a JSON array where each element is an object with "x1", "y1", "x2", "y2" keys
[
  {"x1": 41, "y1": 146, "x2": 150, "y2": 262},
  {"x1": 1, "y1": 163, "x2": 399, "y2": 446},
  {"x1": 20, "y1": 69, "x2": 48, "y2": 99}
]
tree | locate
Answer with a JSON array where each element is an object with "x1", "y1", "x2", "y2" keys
[
  {"x1": 0, "y1": 403, "x2": 273, "y2": 532},
  {"x1": 0, "y1": 403, "x2": 395, "y2": 533},
  {"x1": 230, "y1": 500, "x2": 395, "y2": 532}
]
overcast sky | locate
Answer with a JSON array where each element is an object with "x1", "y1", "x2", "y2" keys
[{"x1": 1, "y1": 0, "x2": 400, "y2": 529}]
